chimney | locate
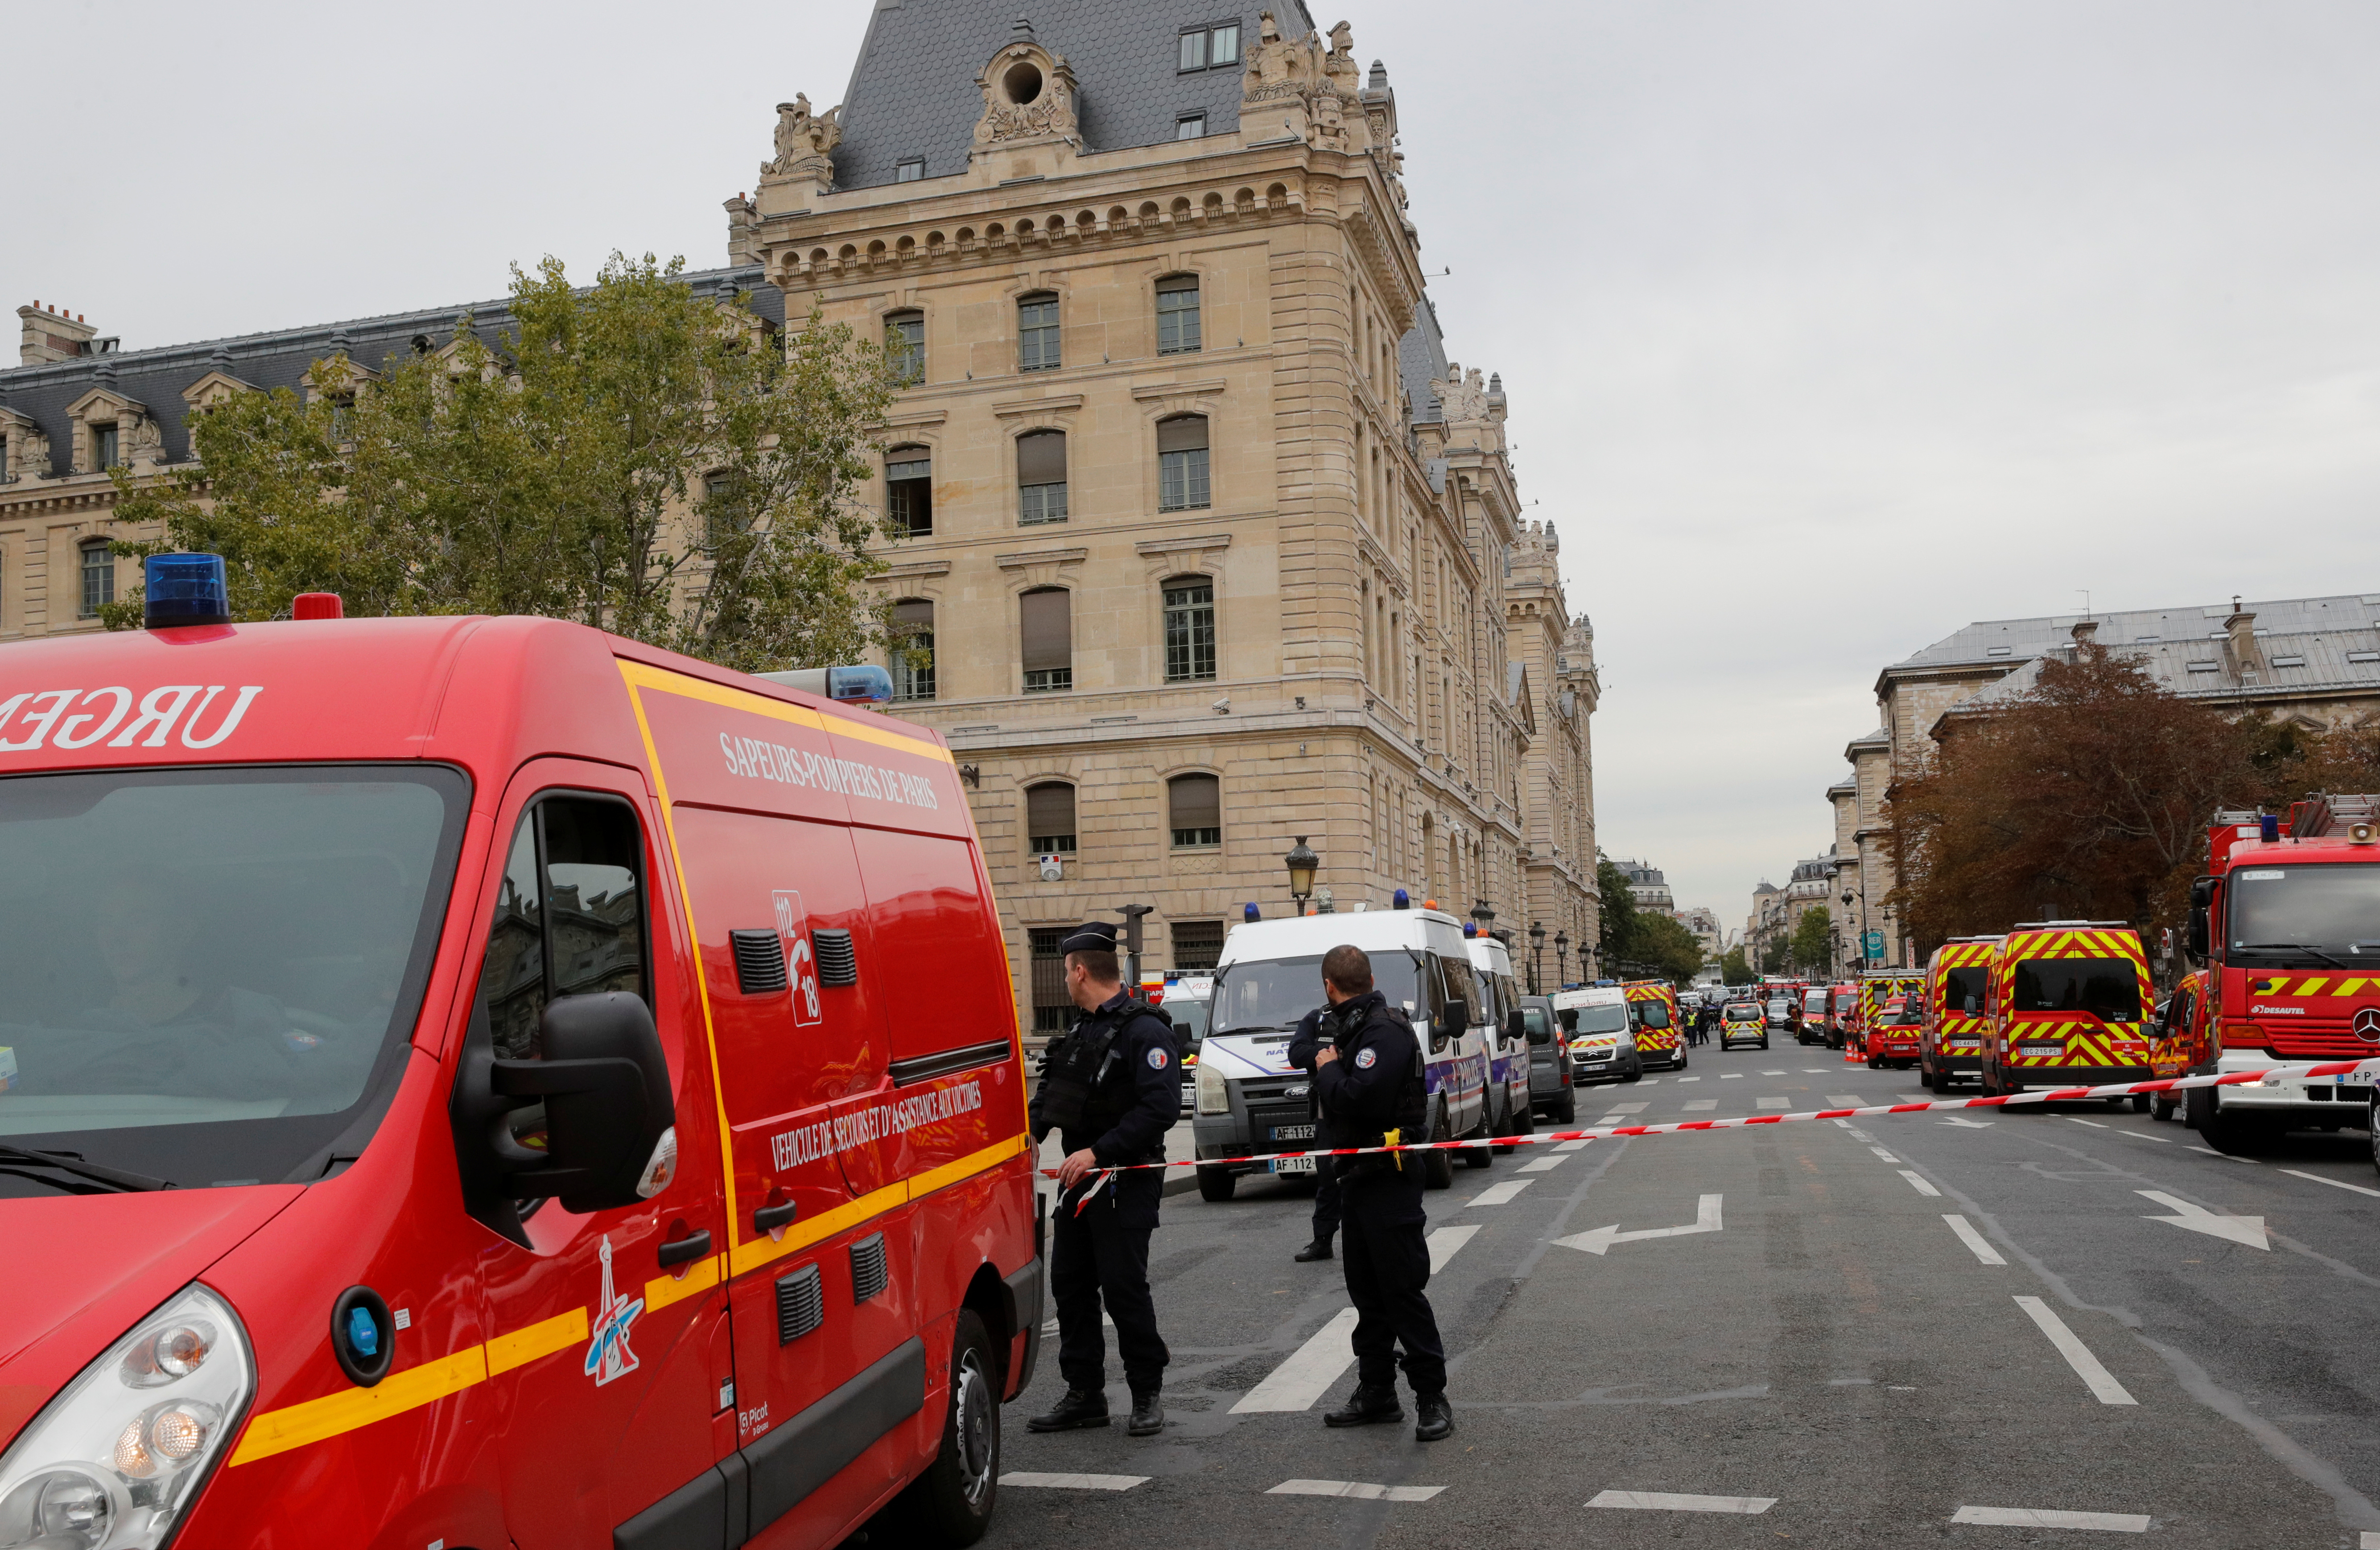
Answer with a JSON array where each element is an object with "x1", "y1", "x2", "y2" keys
[
  {"x1": 18, "y1": 303, "x2": 99, "y2": 366},
  {"x1": 2224, "y1": 606, "x2": 2266, "y2": 677},
  {"x1": 2070, "y1": 618, "x2": 2099, "y2": 649}
]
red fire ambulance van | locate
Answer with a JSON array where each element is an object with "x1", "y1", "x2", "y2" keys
[{"x1": 0, "y1": 584, "x2": 1037, "y2": 1550}]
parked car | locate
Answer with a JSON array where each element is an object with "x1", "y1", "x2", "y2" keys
[{"x1": 1520, "y1": 994, "x2": 1577, "y2": 1123}]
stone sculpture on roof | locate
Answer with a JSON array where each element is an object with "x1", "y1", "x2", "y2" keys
[
  {"x1": 763, "y1": 95, "x2": 843, "y2": 192},
  {"x1": 971, "y1": 28, "x2": 1082, "y2": 158},
  {"x1": 1242, "y1": 11, "x2": 1372, "y2": 152}
]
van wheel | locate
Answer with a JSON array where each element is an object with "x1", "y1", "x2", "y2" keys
[
  {"x1": 2151, "y1": 1096, "x2": 2177, "y2": 1122},
  {"x1": 1196, "y1": 1164, "x2": 1236, "y2": 1203},
  {"x1": 888, "y1": 1309, "x2": 999, "y2": 1545},
  {"x1": 1423, "y1": 1101, "x2": 1456, "y2": 1189},
  {"x1": 2190, "y1": 1084, "x2": 2267, "y2": 1155},
  {"x1": 1552, "y1": 1088, "x2": 1577, "y2": 1125}
]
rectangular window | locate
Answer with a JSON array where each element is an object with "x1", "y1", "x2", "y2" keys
[
  {"x1": 1157, "y1": 276, "x2": 1202, "y2": 355},
  {"x1": 92, "y1": 423, "x2": 118, "y2": 470},
  {"x1": 702, "y1": 473, "x2": 752, "y2": 546},
  {"x1": 1168, "y1": 773, "x2": 1221, "y2": 849},
  {"x1": 79, "y1": 543, "x2": 113, "y2": 616},
  {"x1": 1020, "y1": 588, "x2": 1072, "y2": 693},
  {"x1": 1164, "y1": 581, "x2": 1217, "y2": 683},
  {"x1": 1172, "y1": 920, "x2": 1225, "y2": 972},
  {"x1": 885, "y1": 311, "x2": 924, "y2": 386},
  {"x1": 1029, "y1": 927, "x2": 1072, "y2": 1033},
  {"x1": 1026, "y1": 784, "x2": 1077, "y2": 854},
  {"x1": 1176, "y1": 114, "x2": 1206, "y2": 140},
  {"x1": 1211, "y1": 21, "x2": 1240, "y2": 64},
  {"x1": 886, "y1": 450, "x2": 932, "y2": 536},
  {"x1": 1178, "y1": 29, "x2": 1208, "y2": 70},
  {"x1": 1158, "y1": 416, "x2": 1212, "y2": 511},
  {"x1": 1017, "y1": 430, "x2": 1068, "y2": 526},
  {"x1": 895, "y1": 158, "x2": 924, "y2": 182},
  {"x1": 891, "y1": 599, "x2": 935, "y2": 702},
  {"x1": 1019, "y1": 296, "x2": 1060, "y2": 372}
]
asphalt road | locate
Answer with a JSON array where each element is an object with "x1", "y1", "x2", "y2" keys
[{"x1": 952, "y1": 1037, "x2": 2380, "y2": 1549}]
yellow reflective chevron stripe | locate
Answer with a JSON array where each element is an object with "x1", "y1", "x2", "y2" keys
[{"x1": 230, "y1": 1347, "x2": 489, "y2": 1466}]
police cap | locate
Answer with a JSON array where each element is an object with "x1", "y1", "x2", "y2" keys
[{"x1": 1060, "y1": 921, "x2": 1118, "y2": 956}]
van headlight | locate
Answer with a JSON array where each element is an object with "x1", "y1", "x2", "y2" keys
[
  {"x1": 1196, "y1": 1062, "x2": 1230, "y2": 1116},
  {"x1": 0, "y1": 1285, "x2": 255, "y2": 1550}
]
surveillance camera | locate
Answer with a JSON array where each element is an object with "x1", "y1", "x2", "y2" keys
[{"x1": 1212, "y1": 697, "x2": 1230, "y2": 713}]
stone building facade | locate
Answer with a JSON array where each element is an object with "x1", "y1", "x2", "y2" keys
[{"x1": 742, "y1": 1, "x2": 1598, "y2": 1024}]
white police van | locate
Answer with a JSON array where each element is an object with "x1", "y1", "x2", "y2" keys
[
  {"x1": 1190, "y1": 904, "x2": 1491, "y2": 1200},
  {"x1": 1467, "y1": 931, "x2": 1534, "y2": 1154},
  {"x1": 1553, "y1": 985, "x2": 1642, "y2": 1085}
]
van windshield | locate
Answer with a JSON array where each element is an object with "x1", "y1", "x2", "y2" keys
[
  {"x1": 2011, "y1": 958, "x2": 2141, "y2": 1022},
  {"x1": 1212, "y1": 951, "x2": 1423, "y2": 1034},
  {"x1": 2228, "y1": 864, "x2": 2380, "y2": 965},
  {"x1": 1567, "y1": 1004, "x2": 1628, "y2": 1034},
  {"x1": 0, "y1": 766, "x2": 467, "y2": 1194}
]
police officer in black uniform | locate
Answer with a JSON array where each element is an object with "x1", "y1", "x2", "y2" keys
[
  {"x1": 1286, "y1": 1004, "x2": 1340, "y2": 1262},
  {"x1": 1026, "y1": 921, "x2": 1180, "y2": 1438},
  {"x1": 1311, "y1": 943, "x2": 1454, "y2": 1441}
]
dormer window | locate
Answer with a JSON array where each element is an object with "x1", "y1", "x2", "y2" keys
[
  {"x1": 896, "y1": 158, "x2": 924, "y2": 182},
  {"x1": 1178, "y1": 21, "x2": 1240, "y2": 71},
  {"x1": 1176, "y1": 113, "x2": 1206, "y2": 140},
  {"x1": 91, "y1": 423, "x2": 119, "y2": 470}
]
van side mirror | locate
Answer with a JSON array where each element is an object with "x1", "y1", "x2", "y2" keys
[
  {"x1": 1433, "y1": 1000, "x2": 1469, "y2": 1047},
  {"x1": 2186, "y1": 875, "x2": 2215, "y2": 961},
  {"x1": 1505, "y1": 1008, "x2": 1526, "y2": 1042},
  {"x1": 453, "y1": 992, "x2": 677, "y2": 1241}
]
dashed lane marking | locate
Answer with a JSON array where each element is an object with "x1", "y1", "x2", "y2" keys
[
  {"x1": 1755, "y1": 1096, "x2": 1790, "y2": 1109},
  {"x1": 2013, "y1": 1296, "x2": 2138, "y2": 1406},
  {"x1": 1639, "y1": 1077, "x2": 1660, "y2": 1084},
  {"x1": 1826, "y1": 1094, "x2": 1863, "y2": 1107},
  {"x1": 2361, "y1": 1533, "x2": 2380, "y2": 1549},
  {"x1": 1229, "y1": 1226, "x2": 1480, "y2": 1414},
  {"x1": 1944, "y1": 1214, "x2": 2007, "y2": 1266},
  {"x1": 1952, "y1": 1506, "x2": 2148, "y2": 1532},
  {"x1": 1555, "y1": 1140, "x2": 1593, "y2": 1152},
  {"x1": 1761, "y1": 1069, "x2": 1787, "y2": 1075},
  {"x1": 1002, "y1": 1472, "x2": 1148, "y2": 1491},
  {"x1": 1269, "y1": 1479, "x2": 1444, "y2": 1502},
  {"x1": 1468, "y1": 1179, "x2": 1534, "y2": 1206},
  {"x1": 1899, "y1": 1171, "x2": 1941, "y2": 1197},
  {"x1": 1682, "y1": 1099, "x2": 1718, "y2": 1112},
  {"x1": 2282, "y1": 1169, "x2": 2380, "y2": 1198},
  {"x1": 1588, "y1": 1490, "x2": 1776, "y2": 1515},
  {"x1": 2068, "y1": 1118, "x2": 2110, "y2": 1129},
  {"x1": 1829, "y1": 1119, "x2": 1854, "y2": 1130},
  {"x1": 1676, "y1": 1076, "x2": 1701, "y2": 1083},
  {"x1": 1939, "y1": 1117, "x2": 1994, "y2": 1128},
  {"x1": 2190, "y1": 1146, "x2": 2260, "y2": 1163},
  {"x1": 1869, "y1": 1147, "x2": 1900, "y2": 1162},
  {"x1": 1846, "y1": 1128, "x2": 1876, "y2": 1142},
  {"x1": 1720, "y1": 1073, "x2": 1744, "y2": 1080},
  {"x1": 1605, "y1": 1103, "x2": 1649, "y2": 1113},
  {"x1": 1518, "y1": 1155, "x2": 1565, "y2": 1173}
]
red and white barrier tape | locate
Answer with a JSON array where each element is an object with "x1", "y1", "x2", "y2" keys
[{"x1": 1039, "y1": 1056, "x2": 2380, "y2": 1182}]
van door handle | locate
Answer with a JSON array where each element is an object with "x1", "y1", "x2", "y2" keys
[
  {"x1": 753, "y1": 1201, "x2": 798, "y2": 1234},
  {"x1": 656, "y1": 1228, "x2": 713, "y2": 1268}
]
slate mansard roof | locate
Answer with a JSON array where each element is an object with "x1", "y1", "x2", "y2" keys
[
  {"x1": 1888, "y1": 595, "x2": 2379, "y2": 675},
  {"x1": 833, "y1": 0, "x2": 1317, "y2": 190},
  {"x1": 1, "y1": 269, "x2": 783, "y2": 476}
]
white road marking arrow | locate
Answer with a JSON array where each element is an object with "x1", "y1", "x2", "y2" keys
[
  {"x1": 1554, "y1": 1194, "x2": 1723, "y2": 1255},
  {"x1": 2137, "y1": 1190, "x2": 2268, "y2": 1249},
  {"x1": 1939, "y1": 1117, "x2": 1994, "y2": 1128}
]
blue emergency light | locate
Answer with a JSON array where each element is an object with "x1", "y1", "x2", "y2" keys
[
  {"x1": 822, "y1": 665, "x2": 894, "y2": 703},
  {"x1": 2260, "y1": 813, "x2": 2281, "y2": 842},
  {"x1": 1463, "y1": 922, "x2": 1478, "y2": 938},
  {"x1": 1392, "y1": 888, "x2": 1411, "y2": 910},
  {"x1": 144, "y1": 552, "x2": 231, "y2": 629},
  {"x1": 1243, "y1": 903, "x2": 1261, "y2": 922}
]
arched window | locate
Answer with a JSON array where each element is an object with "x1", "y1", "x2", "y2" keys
[
  {"x1": 1020, "y1": 587, "x2": 1072, "y2": 693},
  {"x1": 1025, "y1": 781, "x2": 1076, "y2": 854},
  {"x1": 1157, "y1": 414, "x2": 1210, "y2": 511},
  {"x1": 1016, "y1": 431, "x2": 1067, "y2": 525},
  {"x1": 885, "y1": 445, "x2": 932, "y2": 536},
  {"x1": 1168, "y1": 774, "x2": 1221, "y2": 850},
  {"x1": 1162, "y1": 577, "x2": 1216, "y2": 683},
  {"x1": 1156, "y1": 274, "x2": 1201, "y2": 355},
  {"x1": 1018, "y1": 292, "x2": 1060, "y2": 372},
  {"x1": 890, "y1": 598, "x2": 934, "y2": 702},
  {"x1": 884, "y1": 309, "x2": 924, "y2": 385}
]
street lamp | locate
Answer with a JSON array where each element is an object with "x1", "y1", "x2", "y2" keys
[
  {"x1": 1554, "y1": 930, "x2": 1570, "y2": 988},
  {"x1": 1283, "y1": 836, "x2": 1319, "y2": 914},
  {"x1": 1470, "y1": 899, "x2": 1494, "y2": 937},
  {"x1": 1528, "y1": 920, "x2": 1546, "y2": 994}
]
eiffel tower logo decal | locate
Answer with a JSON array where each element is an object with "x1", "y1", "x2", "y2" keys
[{"x1": 584, "y1": 1234, "x2": 644, "y2": 1387}]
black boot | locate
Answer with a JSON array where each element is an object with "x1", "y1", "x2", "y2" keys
[
  {"x1": 1322, "y1": 1383, "x2": 1405, "y2": 1428},
  {"x1": 1414, "y1": 1393, "x2": 1454, "y2": 1442},
  {"x1": 1293, "y1": 1237, "x2": 1335, "y2": 1262},
  {"x1": 1127, "y1": 1390, "x2": 1165, "y2": 1436},
  {"x1": 1027, "y1": 1387, "x2": 1110, "y2": 1432}
]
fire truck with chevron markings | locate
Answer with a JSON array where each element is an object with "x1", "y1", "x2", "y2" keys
[
  {"x1": 1919, "y1": 936, "x2": 2001, "y2": 1092},
  {"x1": 1978, "y1": 923, "x2": 2157, "y2": 1102},
  {"x1": 2182, "y1": 794, "x2": 2380, "y2": 1155}
]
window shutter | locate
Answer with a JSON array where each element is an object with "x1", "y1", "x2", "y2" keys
[
  {"x1": 1020, "y1": 589, "x2": 1070, "y2": 672},
  {"x1": 1016, "y1": 430, "x2": 1067, "y2": 484},
  {"x1": 1157, "y1": 415, "x2": 1209, "y2": 453},
  {"x1": 1169, "y1": 774, "x2": 1221, "y2": 832},
  {"x1": 1026, "y1": 783, "x2": 1075, "y2": 838},
  {"x1": 892, "y1": 598, "x2": 933, "y2": 630}
]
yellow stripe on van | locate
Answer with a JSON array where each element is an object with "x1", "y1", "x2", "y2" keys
[
  {"x1": 615, "y1": 658, "x2": 953, "y2": 766},
  {"x1": 484, "y1": 1307, "x2": 589, "y2": 1376},
  {"x1": 229, "y1": 1346, "x2": 490, "y2": 1466},
  {"x1": 729, "y1": 1132, "x2": 1033, "y2": 1278}
]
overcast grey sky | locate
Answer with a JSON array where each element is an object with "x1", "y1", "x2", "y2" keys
[{"x1": 7, "y1": 1, "x2": 2376, "y2": 931}]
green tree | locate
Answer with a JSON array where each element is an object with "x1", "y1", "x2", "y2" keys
[
  {"x1": 1629, "y1": 911, "x2": 1708, "y2": 986},
  {"x1": 108, "y1": 253, "x2": 899, "y2": 673},
  {"x1": 1720, "y1": 947, "x2": 1752, "y2": 985},
  {"x1": 1595, "y1": 858, "x2": 1638, "y2": 974},
  {"x1": 1789, "y1": 904, "x2": 1832, "y2": 974}
]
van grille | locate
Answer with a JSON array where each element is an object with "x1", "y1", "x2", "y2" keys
[
  {"x1": 814, "y1": 928, "x2": 858, "y2": 987},
  {"x1": 850, "y1": 1233, "x2": 889, "y2": 1303},
  {"x1": 775, "y1": 1264, "x2": 823, "y2": 1344},
  {"x1": 732, "y1": 930, "x2": 789, "y2": 995}
]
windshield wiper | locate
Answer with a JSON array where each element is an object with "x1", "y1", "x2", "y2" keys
[
  {"x1": 0, "y1": 1144, "x2": 176, "y2": 1194},
  {"x1": 2240, "y1": 942, "x2": 2347, "y2": 969}
]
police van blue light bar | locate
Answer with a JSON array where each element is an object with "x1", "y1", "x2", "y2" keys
[
  {"x1": 754, "y1": 664, "x2": 895, "y2": 704},
  {"x1": 1392, "y1": 888, "x2": 1411, "y2": 910},
  {"x1": 144, "y1": 552, "x2": 231, "y2": 629},
  {"x1": 1243, "y1": 903, "x2": 1260, "y2": 921}
]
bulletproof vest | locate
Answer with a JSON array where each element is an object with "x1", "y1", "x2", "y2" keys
[
  {"x1": 1331, "y1": 1000, "x2": 1430, "y2": 1145},
  {"x1": 1030, "y1": 1003, "x2": 1167, "y2": 1152}
]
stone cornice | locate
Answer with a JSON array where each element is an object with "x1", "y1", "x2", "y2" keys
[
  {"x1": 991, "y1": 394, "x2": 1083, "y2": 418},
  {"x1": 994, "y1": 544, "x2": 1089, "y2": 569}
]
